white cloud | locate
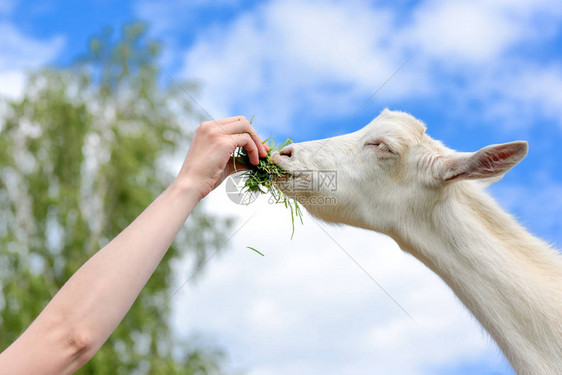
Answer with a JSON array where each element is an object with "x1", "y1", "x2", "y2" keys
[
  {"x1": 181, "y1": 0, "x2": 431, "y2": 132},
  {"x1": 403, "y1": 0, "x2": 562, "y2": 65},
  {"x1": 495, "y1": 64, "x2": 562, "y2": 130},
  {"x1": 400, "y1": 0, "x2": 562, "y2": 130},
  {"x1": 171, "y1": 186, "x2": 510, "y2": 375},
  {"x1": 0, "y1": 70, "x2": 26, "y2": 100},
  {"x1": 0, "y1": 22, "x2": 64, "y2": 100},
  {"x1": 178, "y1": 0, "x2": 562, "y2": 132},
  {"x1": 0, "y1": 22, "x2": 64, "y2": 71},
  {"x1": 135, "y1": 0, "x2": 246, "y2": 38},
  {"x1": 404, "y1": 2, "x2": 518, "y2": 64}
]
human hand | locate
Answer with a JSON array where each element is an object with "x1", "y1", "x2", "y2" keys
[{"x1": 176, "y1": 116, "x2": 269, "y2": 199}]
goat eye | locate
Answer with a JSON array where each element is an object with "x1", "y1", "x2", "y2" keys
[
  {"x1": 365, "y1": 141, "x2": 391, "y2": 152},
  {"x1": 377, "y1": 143, "x2": 389, "y2": 151}
]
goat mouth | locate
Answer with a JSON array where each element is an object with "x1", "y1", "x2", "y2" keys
[
  {"x1": 270, "y1": 159, "x2": 308, "y2": 179},
  {"x1": 270, "y1": 152, "x2": 303, "y2": 173},
  {"x1": 269, "y1": 153, "x2": 313, "y2": 190}
]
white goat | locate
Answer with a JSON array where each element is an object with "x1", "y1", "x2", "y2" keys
[{"x1": 272, "y1": 109, "x2": 562, "y2": 375}]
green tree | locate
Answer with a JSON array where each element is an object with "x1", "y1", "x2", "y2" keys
[{"x1": 0, "y1": 23, "x2": 233, "y2": 374}]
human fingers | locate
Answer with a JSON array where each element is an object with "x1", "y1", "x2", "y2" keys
[
  {"x1": 232, "y1": 133, "x2": 260, "y2": 165},
  {"x1": 226, "y1": 119, "x2": 267, "y2": 158}
]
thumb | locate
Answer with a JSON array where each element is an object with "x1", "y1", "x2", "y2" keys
[
  {"x1": 228, "y1": 157, "x2": 250, "y2": 175},
  {"x1": 213, "y1": 157, "x2": 250, "y2": 190}
]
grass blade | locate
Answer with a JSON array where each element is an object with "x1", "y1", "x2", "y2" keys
[
  {"x1": 234, "y1": 117, "x2": 303, "y2": 240},
  {"x1": 247, "y1": 246, "x2": 264, "y2": 256}
]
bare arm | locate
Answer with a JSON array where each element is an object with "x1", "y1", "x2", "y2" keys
[{"x1": 0, "y1": 116, "x2": 267, "y2": 375}]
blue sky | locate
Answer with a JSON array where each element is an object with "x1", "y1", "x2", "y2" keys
[{"x1": 2, "y1": 0, "x2": 561, "y2": 374}]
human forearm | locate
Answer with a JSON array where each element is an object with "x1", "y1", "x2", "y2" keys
[
  {"x1": 53, "y1": 180, "x2": 200, "y2": 349},
  {"x1": 1, "y1": 180, "x2": 200, "y2": 374},
  {"x1": 0, "y1": 116, "x2": 267, "y2": 374}
]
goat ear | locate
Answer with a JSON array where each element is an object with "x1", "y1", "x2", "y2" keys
[{"x1": 442, "y1": 141, "x2": 528, "y2": 182}]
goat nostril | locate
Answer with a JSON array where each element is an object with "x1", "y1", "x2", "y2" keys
[{"x1": 279, "y1": 146, "x2": 293, "y2": 158}]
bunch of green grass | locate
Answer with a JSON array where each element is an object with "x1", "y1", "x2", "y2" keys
[{"x1": 233, "y1": 121, "x2": 303, "y2": 249}]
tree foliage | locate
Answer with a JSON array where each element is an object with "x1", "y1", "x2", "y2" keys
[{"x1": 0, "y1": 23, "x2": 232, "y2": 374}]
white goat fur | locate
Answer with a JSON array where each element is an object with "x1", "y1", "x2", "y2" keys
[{"x1": 273, "y1": 109, "x2": 562, "y2": 374}]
